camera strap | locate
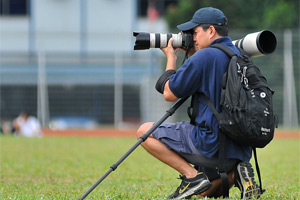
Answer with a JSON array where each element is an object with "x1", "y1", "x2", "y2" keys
[{"x1": 181, "y1": 48, "x2": 189, "y2": 65}]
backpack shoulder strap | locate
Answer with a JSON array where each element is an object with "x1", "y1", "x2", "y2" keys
[
  {"x1": 187, "y1": 93, "x2": 200, "y2": 125},
  {"x1": 253, "y1": 148, "x2": 265, "y2": 194},
  {"x1": 210, "y1": 43, "x2": 237, "y2": 58},
  {"x1": 199, "y1": 93, "x2": 220, "y2": 120}
]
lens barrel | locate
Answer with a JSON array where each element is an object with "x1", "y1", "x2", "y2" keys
[
  {"x1": 133, "y1": 32, "x2": 193, "y2": 50},
  {"x1": 232, "y1": 30, "x2": 277, "y2": 57}
]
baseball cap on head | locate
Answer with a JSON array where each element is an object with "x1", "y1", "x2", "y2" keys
[{"x1": 177, "y1": 7, "x2": 227, "y2": 31}]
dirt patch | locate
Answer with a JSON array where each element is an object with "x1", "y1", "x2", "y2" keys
[
  {"x1": 273, "y1": 130, "x2": 299, "y2": 139},
  {"x1": 42, "y1": 128, "x2": 299, "y2": 139}
]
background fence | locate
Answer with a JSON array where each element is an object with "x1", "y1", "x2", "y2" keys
[{"x1": 0, "y1": 29, "x2": 299, "y2": 130}]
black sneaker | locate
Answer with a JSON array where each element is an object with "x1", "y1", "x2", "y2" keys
[
  {"x1": 168, "y1": 172, "x2": 211, "y2": 199},
  {"x1": 235, "y1": 162, "x2": 261, "y2": 199}
]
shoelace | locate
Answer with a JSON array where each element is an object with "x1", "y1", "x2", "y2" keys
[{"x1": 174, "y1": 175, "x2": 186, "y2": 191}]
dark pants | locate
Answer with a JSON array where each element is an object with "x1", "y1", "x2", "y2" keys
[{"x1": 152, "y1": 121, "x2": 239, "y2": 180}]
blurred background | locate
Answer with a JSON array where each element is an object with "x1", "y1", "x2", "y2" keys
[{"x1": 0, "y1": 0, "x2": 299, "y2": 132}]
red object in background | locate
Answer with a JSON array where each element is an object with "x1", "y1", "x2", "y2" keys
[{"x1": 148, "y1": 5, "x2": 159, "y2": 20}]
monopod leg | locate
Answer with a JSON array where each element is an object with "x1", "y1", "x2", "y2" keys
[{"x1": 77, "y1": 96, "x2": 189, "y2": 200}]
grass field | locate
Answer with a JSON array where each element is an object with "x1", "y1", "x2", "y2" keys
[{"x1": 0, "y1": 135, "x2": 299, "y2": 199}]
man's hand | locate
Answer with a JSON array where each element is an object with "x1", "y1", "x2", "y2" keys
[{"x1": 160, "y1": 38, "x2": 180, "y2": 71}]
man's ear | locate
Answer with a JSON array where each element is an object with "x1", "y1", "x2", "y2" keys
[{"x1": 209, "y1": 26, "x2": 217, "y2": 39}]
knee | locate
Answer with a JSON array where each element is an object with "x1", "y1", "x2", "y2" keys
[{"x1": 136, "y1": 122, "x2": 154, "y2": 139}]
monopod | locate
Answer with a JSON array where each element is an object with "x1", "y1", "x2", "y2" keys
[{"x1": 78, "y1": 96, "x2": 189, "y2": 200}]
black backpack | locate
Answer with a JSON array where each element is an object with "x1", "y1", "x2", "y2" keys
[
  {"x1": 208, "y1": 43, "x2": 277, "y2": 148},
  {"x1": 189, "y1": 43, "x2": 278, "y2": 198}
]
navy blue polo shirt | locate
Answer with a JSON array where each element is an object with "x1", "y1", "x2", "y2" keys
[{"x1": 169, "y1": 36, "x2": 252, "y2": 162}]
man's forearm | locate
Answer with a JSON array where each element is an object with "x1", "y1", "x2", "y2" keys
[{"x1": 165, "y1": 55, "x2": 177, "y2": 71}]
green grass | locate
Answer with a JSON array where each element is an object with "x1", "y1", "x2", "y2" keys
[{"x1": 0, "y1": 136, "x2": 299, "y2": 199}]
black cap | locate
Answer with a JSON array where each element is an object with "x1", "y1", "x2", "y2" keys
[{"x1": 177, "y1": 7, "x2": 227, "y2": 31}]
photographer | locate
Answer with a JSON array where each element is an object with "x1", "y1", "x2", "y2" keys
[{"x1": 136, "y1": 7, "x2": 259, "y2": 199}]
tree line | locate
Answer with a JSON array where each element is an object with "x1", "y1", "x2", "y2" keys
[{"x1": 165, "y1": 0, "x2": 299, "y2": 31}]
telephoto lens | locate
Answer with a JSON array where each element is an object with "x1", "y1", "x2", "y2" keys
[
  {"x1": 232, "y1": 30, "x2": 277, "y2": 57},
  {"x1": 133, "y1": 32, "x2": 193, "y2": 50},
  {"x1": 133, "y1": 30, "x2": 277, "y2": 58}
]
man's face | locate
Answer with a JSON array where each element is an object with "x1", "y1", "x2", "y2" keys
[{"x1": 193, "y1": 26, "x2": 211, "y2": 51}]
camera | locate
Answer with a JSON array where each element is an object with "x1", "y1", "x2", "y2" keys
[
  {"x1": 133, "y1": 31, "x2": 194, "y2": 50},
  {"x1": 133, "y1": 30, "x2": 277, "y2": 57}
]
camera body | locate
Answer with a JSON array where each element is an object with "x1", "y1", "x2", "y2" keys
[{"x1": 133, "y1": 30, "x2": 277, "y2": 57}]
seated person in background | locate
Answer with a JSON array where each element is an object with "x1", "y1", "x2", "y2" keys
[{"x1": 13, "y1": 111, "x2": 43, "y2": 137}]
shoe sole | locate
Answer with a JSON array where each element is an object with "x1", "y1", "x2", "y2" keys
[
  {"x1": 237, "y1": 162, "x2": 261, "y2": 199},
  {"x1": 175, "y1": 179, "x2": 212, "y2": 199}
]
